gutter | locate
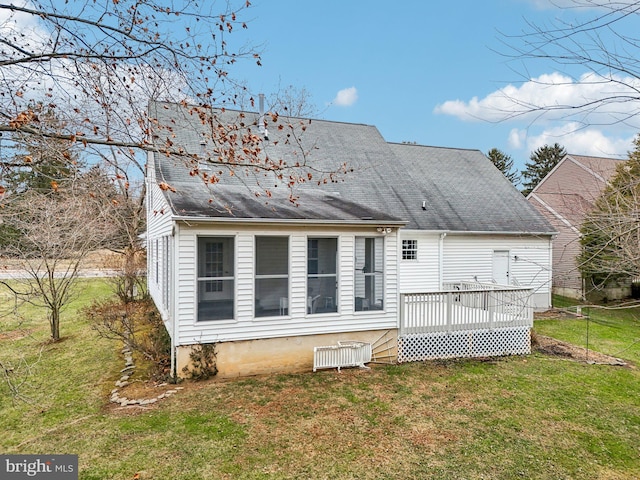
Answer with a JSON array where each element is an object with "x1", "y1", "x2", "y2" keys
[
  {"x1": 171, "y1": 215, "x2": 407, "y2": 228},
  {"x1": 402, "y1": 228, "x2": 557, "y2": 237}
]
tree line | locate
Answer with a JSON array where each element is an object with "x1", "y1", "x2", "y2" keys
[{"x1": 486, "y1": 143, "x2": 567, "y2": 196}]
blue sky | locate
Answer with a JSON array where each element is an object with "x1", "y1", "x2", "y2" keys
[{"x1": 225, "y1": 0, "x2": 640, "y2": 180}]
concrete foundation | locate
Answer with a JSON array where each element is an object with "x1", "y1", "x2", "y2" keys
[{"x1": 177, "y1": 329, "x2": 398, "y2": 378}]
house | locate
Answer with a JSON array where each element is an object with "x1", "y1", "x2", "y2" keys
[
  {"x1": 146, "y1": 101, "x2": 555, "y2": 378},
  {"x1": 527, "y1": 154, "x2": 626, "y2": 300}
]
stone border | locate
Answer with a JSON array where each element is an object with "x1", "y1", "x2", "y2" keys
[{"x1": 109, "y1": 344, "x2": 182, "y2": 406}]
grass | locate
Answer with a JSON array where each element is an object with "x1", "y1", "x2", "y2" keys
[
  {"x1": 1, "y1": 283, "x2": 639, "y2": 479},
  {"x1": 536, "y1": 295, "x2": 640, "y2": 365}
]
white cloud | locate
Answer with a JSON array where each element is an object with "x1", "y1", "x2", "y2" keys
[
  {"x1": 434, "y1": 72, "x2": 640, "y2": 129},
  {"x1": 332, "y1": 87, "x2": 358, "y2": 107},
  {"x1": 508, "y1": 128, "x2": 526, "y2": 150},
  {"x1": 511, "y1": 123, "x2": 634, "y2": 158}
]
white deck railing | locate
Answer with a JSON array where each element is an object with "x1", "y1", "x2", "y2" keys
[{"x1": 399, "y1": 282, "x2": 533, "y2": 335}]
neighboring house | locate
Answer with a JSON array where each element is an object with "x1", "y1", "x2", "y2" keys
[
  {"x1": 147, "y1": 101, "x2": 555, "y2": 378},
  {"x1": 527, "y1": 154, "x2": 626, "y2": 300}
]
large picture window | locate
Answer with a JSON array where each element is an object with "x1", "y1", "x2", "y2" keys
[
  {"x1": 197, "y1": 237, "x2": 234, "y2": 321},
  {"x1": 307, "y1": 238, "x2": 338, "y2": 314},
  {"x1": 255, "y1": 236, "x2": 289, "y2": 317},
  {"x1": 354, "y1": 237, "x2": 384, "y2": 311}
]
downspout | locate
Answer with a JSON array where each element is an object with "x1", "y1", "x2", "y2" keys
[
  {"x1": 170, "y1": 222, "x2": 179, "y2": 379},
  {"x1": 439, "y1": 232, "x2": 447, "y2": 290},
  {"x1": 548, "y1": 235, "x2": 555, "y2": 307}
]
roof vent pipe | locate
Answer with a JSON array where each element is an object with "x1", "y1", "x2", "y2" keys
[{"x1": 258, "y1": 93, "x2": 265, "y2": 134}]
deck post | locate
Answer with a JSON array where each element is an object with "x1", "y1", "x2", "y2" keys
[
  {"x1": 488, "y1": 291, "x2": 495, "y2": 330},
  {"x1": 446, "y1": 291, "x2": 452, "y2": 333},
  {"x1": 399, "y1": 294, "x2": 405, "y2": 336}
]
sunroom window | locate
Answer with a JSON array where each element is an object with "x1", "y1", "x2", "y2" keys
[
  {"x1": 255, "y1": 236, "x2": 289, "y2": 317},
  {"x1": 307, "y1": 238, "x2": 338, "y2": 314},
  {"x1": 354, "y1": 236, "x2": 384, "y2": 311},
  {"x1": 197, "y1": 237, "x2": 234, "y2": 321}
]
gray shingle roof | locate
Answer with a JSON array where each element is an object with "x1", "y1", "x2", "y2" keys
[{"x1": 150, "y1": 101, "x2": 554, "y2": 234}]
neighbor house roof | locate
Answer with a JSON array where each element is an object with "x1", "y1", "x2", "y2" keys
[
  {"x1": 528, "y1": 153, "x2": 626, "y2": 227},
  {"x1": 149, "y1": 101, "x2": 554, "y2": 234}
]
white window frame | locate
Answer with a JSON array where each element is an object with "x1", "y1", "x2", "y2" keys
[{"x1": 402, "y1": 239, "x2": 418, "y2": 261}]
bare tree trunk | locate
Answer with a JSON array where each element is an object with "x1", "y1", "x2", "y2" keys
[{"x1": 49, "y1": 308, "x2": 60, "y2": 342}]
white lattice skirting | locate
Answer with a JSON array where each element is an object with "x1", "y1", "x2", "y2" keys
[{"x1": 397, "y1": 327, "x2": 531, "y2": 363}]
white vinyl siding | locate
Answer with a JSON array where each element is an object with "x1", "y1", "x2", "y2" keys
[
  {"x1": 399, "y1": 231, "x2": 551, "y2": 310},
  {"x1": 146, "y1": 160, "x2": 176, "y2": 325},
  {"x1": 172, "y1": 224, "x2": 398, "y2": 346},
  {"x1": 399, "y1": 232, "x2": 440, "y2": 293},
  {"x1": 443, "y1": 234, "x2": 551, "y2": 310}
]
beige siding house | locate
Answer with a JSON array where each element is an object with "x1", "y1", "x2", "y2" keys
[{"x1": 527, "y1": 154, "x2": 625, "y2": 299}]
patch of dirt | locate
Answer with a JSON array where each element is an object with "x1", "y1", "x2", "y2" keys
[
  {"x1": 532, "y1": 334, "x2": 630, "y2": 367},
  {"x1": 0, "y1": 329, "x2": 32, "y2": 340}
]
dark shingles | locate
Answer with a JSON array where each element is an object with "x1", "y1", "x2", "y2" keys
[{"x1": 150, "y1": 101, "x2": 553, "y2": 233}]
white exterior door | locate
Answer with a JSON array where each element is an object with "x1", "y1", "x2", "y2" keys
[{"x1": 492, "y1": 250, "x2": 510, "y2": 285}]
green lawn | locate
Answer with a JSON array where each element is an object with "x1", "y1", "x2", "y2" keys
[
  {"x1": 1, "y1": 283, "x2": 639, "y2": 479},
  {"x1": 536, "y1": 295, "x2": 640, "y2": 365}
]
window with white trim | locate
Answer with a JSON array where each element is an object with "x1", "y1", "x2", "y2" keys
[
  {"x1": 255, "y1": 236, "x2": 289, "y2": 317},
  {"x1": 197, "y1": 237, "x2": 234, "y2": 321},
  {"x1": 402, "y1": 239, "x2": 418, "y2": 260},
  {"x1": 307, "y1": 238, "x2": 338, "y2": 314},
  {"x1": 354, "y1": 236, "x2": 384, "y2": 311}
]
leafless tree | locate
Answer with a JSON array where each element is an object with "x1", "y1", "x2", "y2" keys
[
  {"x1": 268, "y1": 84, "x2": 320, "y2": 118},
  {"x1": 499, "y1": 1, "x2": 640, "y2": 128},
  {"x1": 0, "y1": 1, "x2": 341, "y2": 198},
  {"x1": 0, "y1": 347, "x2": 43, "y2": 404},
  {"x1": 0, "y1": 176, "x2": 116, "y2": 341},
  {"x1": 579, "y1": 137, "x2": 640, "y2": 287}
]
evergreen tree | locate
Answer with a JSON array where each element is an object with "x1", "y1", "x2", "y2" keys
[
  {"x1": 521, "y1": 143, "x2": 567, "y2": 196},
  {"x1": 2, "y1": 104, "x2": 82, "y2": 194},
  {"x1": 486, "y1": 148, "x2": 520, "y2": 185}
]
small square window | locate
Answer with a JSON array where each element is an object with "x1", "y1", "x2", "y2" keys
[{"x1": 402, "y1": 239, "x2": 418, "y2": 260}]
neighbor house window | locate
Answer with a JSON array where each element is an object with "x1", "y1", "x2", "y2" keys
[
  {"x1": 354, "y1": 237, "x2": 384, "y2": 311},
  {"x1": 402, "y1": 239, "x2": 418, "y2": 260},
  {"x1": 255, "y1": 236, "x2": 289, "y2": 317},
  {"x1": 307, "y1": 238, "x2": 338, "y2": 314},
  {"x1": 197, "y1": 237, "x2": 234, "y2": 321}
]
